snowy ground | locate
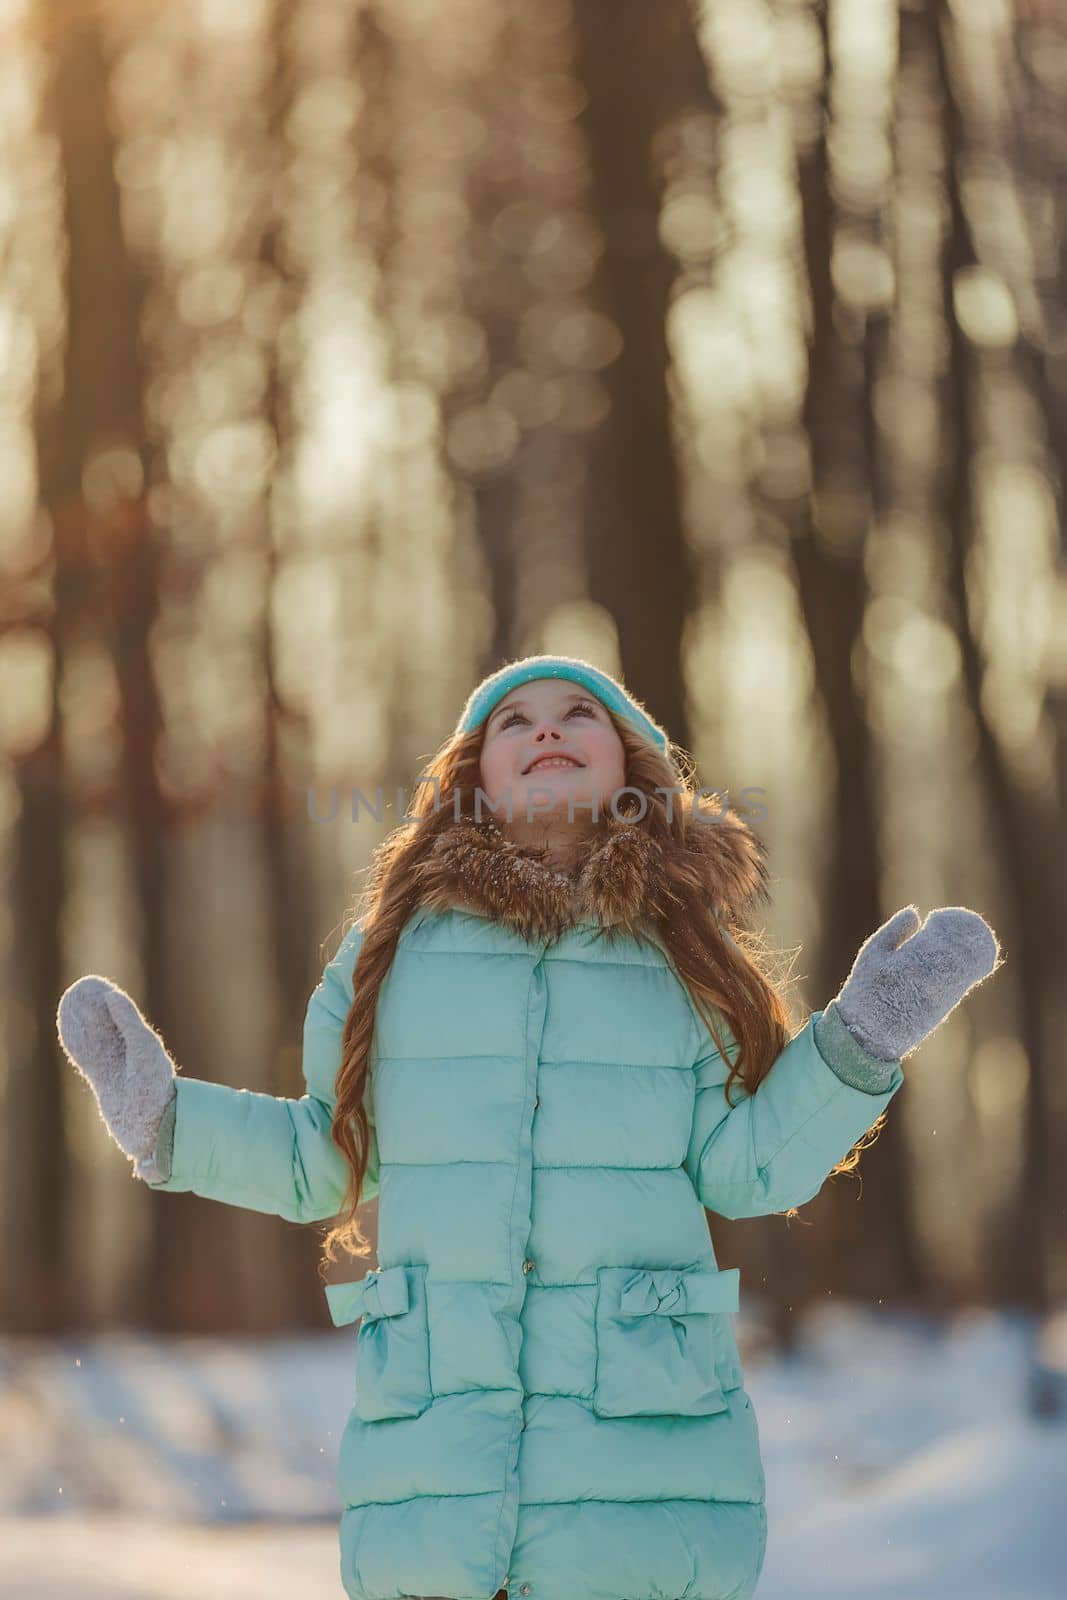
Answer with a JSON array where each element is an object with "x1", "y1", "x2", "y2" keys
[{"x1": 0, "y1": 1299, "x2": 1063, "y2": 1599}]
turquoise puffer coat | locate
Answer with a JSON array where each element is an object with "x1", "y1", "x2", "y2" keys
[{"x1": 147, "y1": 888, "x2": 904, "y2": 1600}]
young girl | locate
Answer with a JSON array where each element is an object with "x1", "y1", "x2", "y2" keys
[{"x1": 58, "y1": 654, "x2": 1002, "y2": 1600}]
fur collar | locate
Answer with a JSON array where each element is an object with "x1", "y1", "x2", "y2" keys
[{"x1": 410, "y1": 801, "x2": 770, "y2": 944}]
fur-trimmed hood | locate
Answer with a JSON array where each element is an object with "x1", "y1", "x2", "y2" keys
[{"x1": 410, "y1": 799, "x2": 771, "y2": 945}]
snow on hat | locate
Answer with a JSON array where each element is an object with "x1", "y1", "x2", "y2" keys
[{"x1": 454, "y1": 654, "x2": 669, "y2": 752}]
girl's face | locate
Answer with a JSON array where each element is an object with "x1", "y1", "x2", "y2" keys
[{"x1": 478, "y1": 677, "x2": 627, "y2": 825}]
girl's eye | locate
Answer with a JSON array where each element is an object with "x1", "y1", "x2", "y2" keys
[{"x1": 499, "y1": 701, "x2": 596, "y2": 730}]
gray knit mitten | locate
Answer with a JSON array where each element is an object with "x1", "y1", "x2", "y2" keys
[
  {"x1": 57, "y1": 976, "x2": 179, "y2": 1183},
  {"x1": 815, "y1": 905, "x2": 1003, "y2": 1092}
]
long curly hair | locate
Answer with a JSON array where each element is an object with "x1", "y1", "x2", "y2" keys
[{"x1": 317, "y1": 714, "x2": 886, "y2": 1270}]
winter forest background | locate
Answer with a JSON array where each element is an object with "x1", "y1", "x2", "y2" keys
[{"x1": 0, "y1": 0, "x2": 1064, "y2": 1595}]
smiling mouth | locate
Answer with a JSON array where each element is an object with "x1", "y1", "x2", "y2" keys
[{"x1": 523, "y1": 756, "x2": 585, "y2": 774}]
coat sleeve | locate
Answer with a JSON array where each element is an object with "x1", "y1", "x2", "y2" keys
[
  {"x1": 683, "y1": 1002, "x2": 905, "y2": 1220},
  {"x1": 143, "y1": 924, "x2": 379, "y2": 1222}
]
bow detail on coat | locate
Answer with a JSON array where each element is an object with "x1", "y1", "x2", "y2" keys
[
  {"x1": 618, "y1": 1266, "x2": 741, "y2": 1317},
  {"x1": 324, "y1": 1264, "x2": 411, "y2": 1327}
]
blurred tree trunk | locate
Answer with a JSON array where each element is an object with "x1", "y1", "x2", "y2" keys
[
  {"x1": 59, "y1": 10, "x2": 173, "y2": 1330},
  {"x1": 436, "y1": 13, "x2": 521, "y2": 668},
  {"x1": 773, "y1": 0, "x2": 923, "y2": 1316},
  {"x1": 928, "y1": 2, "x2": 1055, "y2": 1375},
  {"x1": 245, "y1": 0, "x2": 323, "y2": 1325},
  {"x1": 1, "y1": 647, "x2": 64, "y2": 1322},
  {"x1": 4, "y1": 7, "x2": 169, "y2": 1330},
  {"x1": 1010, "y1": 5, "x2": 1067, "y2": 1335},
  {"x1": 570, "y1": 0, "x2": 696, "y2": 742}
]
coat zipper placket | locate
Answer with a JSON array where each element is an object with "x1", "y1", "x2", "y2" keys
[{"x1": 496, "y1": 941, "x2": 550, "y2": 1597}]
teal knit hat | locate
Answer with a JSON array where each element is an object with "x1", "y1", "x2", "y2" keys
[{"x1": 455, "y1": 654, "x2": 669, "y2": 752}]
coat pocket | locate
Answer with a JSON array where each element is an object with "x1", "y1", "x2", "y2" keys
[
  {"x1": 325, "y1": 1263, "x2": 432, "y2": 1421},
  {"x1": 591, "y1": 1264, "x2": 741, "y2": 1418}
]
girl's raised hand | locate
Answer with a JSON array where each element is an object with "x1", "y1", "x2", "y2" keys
[
  {"x1": 56, "y1": 976, "x2": 178, "y2": 1179},
  {"x1": 832, "y1": 906, "x2": 1003, "y2": 1063}
]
